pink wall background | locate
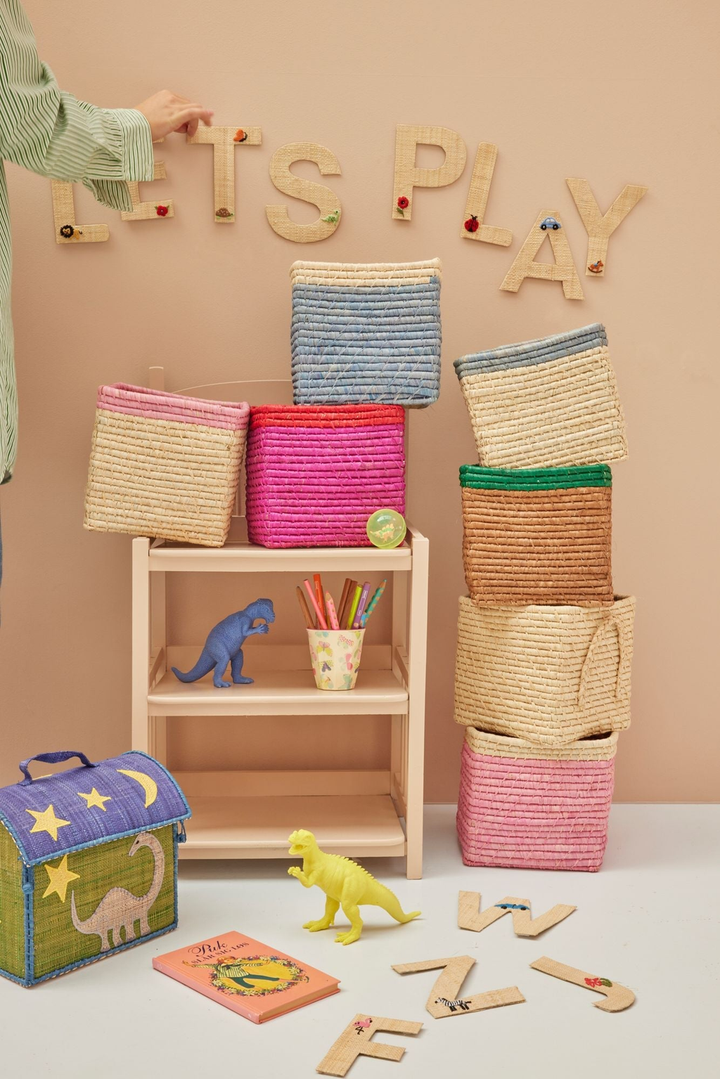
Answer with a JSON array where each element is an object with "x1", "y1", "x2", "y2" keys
[{"x1": 1, "y1": 0, "x2": 718, "y2": 801}]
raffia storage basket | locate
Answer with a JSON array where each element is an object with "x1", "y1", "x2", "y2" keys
[
  {"x1": 290, "y1": 259, "x2": 442, "y2": 407},
  {"x1": 460, "y1": 464, "x2": 613, "y2": 606},
  {"x1": 456, "y1": 727, "x2": 617, "y2": 871},
  {"x1": 0, "y1": 750, "x2": 189, "y2": 986},
  {"x1": 454, "y1": 595, "x2": 635, "y2": 745},
  {"x1": 454, "y1": 323, "x2": 628, "y2": 467},
  {"x1": 84, "y1": 384, "x2": 250, "y2": 547},
  {"x1": 245, "y1": 404, "x2": 405, "y2": 548}
]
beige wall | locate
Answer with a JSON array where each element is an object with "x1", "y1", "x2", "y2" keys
[{"x1": 1, "y1": 0, "x2": 718, "y2": 801}]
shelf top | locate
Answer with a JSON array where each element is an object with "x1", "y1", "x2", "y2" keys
[
  {"x1": 140, "y1": 520, "x2": 426, "y2": 572},
  {"x1": 149, "y1": 668, "x2": 409, "y2": 716}
]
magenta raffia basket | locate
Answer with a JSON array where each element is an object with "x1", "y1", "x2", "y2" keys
[
  {"x1": 245, "y1": 405, "x2": 405, "y2": 548},
  {"x1": 457, "y1": 727, "x2": 618, "y2": 872}
]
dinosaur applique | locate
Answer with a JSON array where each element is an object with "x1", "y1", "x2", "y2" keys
[
  {"x1": 172, "y1": 599, "x2": 275, "y2": 688},
  {"x1": 287, "y1": 829, "x2": 421, "y2": 946},
  {"x1": 70, "y1": 832, "x2": 164, "y2": 952}
]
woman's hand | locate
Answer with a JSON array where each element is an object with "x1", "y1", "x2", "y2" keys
[{"x1": 134, "y1": 90, "x2": 213, "y2": 140}]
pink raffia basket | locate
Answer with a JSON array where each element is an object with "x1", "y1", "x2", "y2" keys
[
  {"x1": 83, "y1": 383, "x2": 250, "y2": 547},
  {"x1": 457, "y1": 726, "x2": 617, "y2": 872},
  {"x1": 245, "y1": 405, "x2": 405, "y2": 548}
]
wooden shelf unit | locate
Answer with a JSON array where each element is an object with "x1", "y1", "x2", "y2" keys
[{"x1": 132, "y1": 527, "x2": 429, "y2": 878}]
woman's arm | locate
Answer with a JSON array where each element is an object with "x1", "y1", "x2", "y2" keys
[{"x1": 0, "y1": 2, "x2": 211, "y2": 211}]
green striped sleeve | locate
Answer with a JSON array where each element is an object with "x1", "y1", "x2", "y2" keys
[{"x1": 0, "y1": 3, "x2": 153, "y2": 210}]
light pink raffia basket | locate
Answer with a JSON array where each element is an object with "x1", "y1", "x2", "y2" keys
[
  {"x1": 454, "y1": 595, "x2": 635, "y2": 745},
  {"x1": 83, "y1": 383, "x2": 249, "y2": 547},
  {"x1": 457, "y1": 726, "x2": 618, "y2": 871},
  {"x1": 245, "y1": 404, "x2": 405, "y2": 548}
]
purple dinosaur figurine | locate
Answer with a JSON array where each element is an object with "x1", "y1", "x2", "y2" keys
[{"x1": 172, "y1": 599, "x2": 275, "y2": 688}]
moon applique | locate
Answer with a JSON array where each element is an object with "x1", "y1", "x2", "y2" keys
[{"x1": 116, "y1": 769, "x2": 158, "y2": 808}]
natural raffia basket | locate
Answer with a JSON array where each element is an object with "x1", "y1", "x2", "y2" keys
[
  {"x1": 454, "y1": 595, "x2": 635, "y2": 745},
  {"x1": 460, "y1": 464, "x2": 613, "y2": 606},
  {"x1": 454, "y1": 324, "x2": 628, "y2": 467},
  {"x1": 290, "y1": 260, "x2": 442, "y2": 407},
  {"x1": 84, "y1": 384, "x2": 249, "y2": 547},
  {"x1": 456, "y1": 727, "x2": 617, "y2": 871},
  {"x1": 245, "y1": 404, "x2": 405, "y2": 548}
]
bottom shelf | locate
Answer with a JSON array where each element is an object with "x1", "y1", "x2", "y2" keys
[{"x1": 178, "y1": 794, "x2": 407, "y2": 860}]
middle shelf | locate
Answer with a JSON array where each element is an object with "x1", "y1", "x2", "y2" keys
[{"x1": 148, "y1": 643, "x2": 409, "y2": 716}]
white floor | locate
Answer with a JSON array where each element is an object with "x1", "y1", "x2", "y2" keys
[{"x1": 1, "y1": 805, "x2": 718, "y2": 1078}]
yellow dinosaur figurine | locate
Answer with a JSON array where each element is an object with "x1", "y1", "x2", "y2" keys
[{"x1": 287, "y1": 829, "x2": 421, "y2": 945}]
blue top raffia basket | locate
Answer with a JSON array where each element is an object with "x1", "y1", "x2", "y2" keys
[{"x1": 290, "y1": 259, "x2": 442, "y2": 407}]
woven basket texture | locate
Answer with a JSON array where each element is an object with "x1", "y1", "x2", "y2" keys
[
  {"x1": 245, "y1": 405, "x2": 406, "y2": 548},
  {"x1": 83, "y1": 384, "x2": 249, "y2": 547},
  {"x1": 454, "y1": 325, "x2": 627, "y2": 467},
  {"x1": 460, "y1": 464, "x2": 613, "y2": 606},
  {"x1": 0, "y1": 824, "x2": 25, "y2": 980},
  {"x1": 456, "y1": 727, "x2": 617, "y2": 871},
  {"x1": 454, "y1": 595, "x2": 635, "y2": 745},
  {"x1": 290, "y1": 260, "x2": 442, "y2": 407},
  {"x1": 32, "y1": 826, "x2": 176, "y2": 981}
]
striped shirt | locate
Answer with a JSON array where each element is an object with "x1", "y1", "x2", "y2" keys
[{"x1": 0, "y1": 0, "x2": 154, "y2": 482}]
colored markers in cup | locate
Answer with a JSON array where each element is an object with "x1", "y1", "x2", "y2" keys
[{"x1": 295, "y1": 574, "x2": 386, "y2": 630}]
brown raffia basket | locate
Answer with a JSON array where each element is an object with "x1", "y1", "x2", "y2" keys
[
  {"x1": 453, "y1": 324, "x2": 628, "y2": 468},
  {"x1": 454, "y1": 595, "x2": 635, "y2": 745},
  {"x1": 457, "y1": 727, "x2": 618, "y2": 871},
  {"x1": 460, "y1": 464, "x2": 613, "y2": 606},
  {"x1": 83, "y1": 384, "x2": 249, "y2": 547}
]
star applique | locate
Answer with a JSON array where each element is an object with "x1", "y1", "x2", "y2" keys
[
  {"x1": 25, "y1": 804, "x2": 71, "y2": 841},
  {"x1": 78, "y1": 788, "x2": 112, "y2": 812},
  {"x1": 42, "y1": 854, "x2": 80, "y2": 903}
]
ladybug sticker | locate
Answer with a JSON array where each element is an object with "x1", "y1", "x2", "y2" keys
[{"x1": 464, "y1": 214, "x2": 479, "y2": 233}]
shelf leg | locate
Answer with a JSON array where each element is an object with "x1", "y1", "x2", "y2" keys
[
  {"x1": 132, "y1": 537, "x2": 151, "y2": 754},
  {"x1": 405, "y1": 534, "x2": 429, "y2": 879},
  {"x1": 150, "y1": 566, "x2": 168, "y2": 764}
]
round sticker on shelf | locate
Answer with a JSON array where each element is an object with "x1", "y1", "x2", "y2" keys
[{"x1": 367, "y1": 509, "x2": 407, "y2": 549}]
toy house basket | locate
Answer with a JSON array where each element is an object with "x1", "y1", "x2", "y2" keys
[
  {"x1": 460, "y1": 464, "x2": 613, "y2": 606},
  {"x1": 245, "y1": 404, "x2": 405, "y2": 548},
  {"x1": 454, "y1": 324, "x2": 628, "y2": 467},
  {"x1": 290, "y1": 259, "x2": 442, "y2": 407},
  {"x1": 454, "y1": 595, "x2": 635, "y2": 745},
  {"x1": 456, "y1": 727, "x2": 617, "y2": 871},
  {"x1": 0, "y1": 750, "x2": 190, "y2": 987},
  {"x1": 83, "y1": 383, "x2": 250, "y2": 547}
]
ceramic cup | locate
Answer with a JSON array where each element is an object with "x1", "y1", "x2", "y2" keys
[{"x1": 307, "y1": 629, "x2": 365, "y2": 691}]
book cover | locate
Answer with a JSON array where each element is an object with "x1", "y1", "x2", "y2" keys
[{"x1": 152, "y1": 931, "x2": 340, "y2": 1023}]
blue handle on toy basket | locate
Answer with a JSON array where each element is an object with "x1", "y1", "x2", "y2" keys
[{"x1": 19, "y1": 751, "x2": 96, "y2": 784}]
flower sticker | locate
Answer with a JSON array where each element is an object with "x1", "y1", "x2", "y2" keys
[
  {"x1": 396, "y1": 196, "x2": 409, "y2": 216},
  {"x1": 155, "y1": 204, "x2": 169, "y2": 217},
  {"x1": 585, "y1": 976, "x2": 613, "y2": 988}
]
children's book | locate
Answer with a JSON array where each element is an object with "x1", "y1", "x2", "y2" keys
[{"x1": 152, "y1": 931, "x2": 340, "y2": 1023}]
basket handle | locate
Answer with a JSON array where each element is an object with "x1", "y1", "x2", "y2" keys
[
  {"x1": 578, "y1": 615, "x2": 631, "y2": 709},
  {"x1": 18, "y1": 751, "x2": 96, "y2": 785}
]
